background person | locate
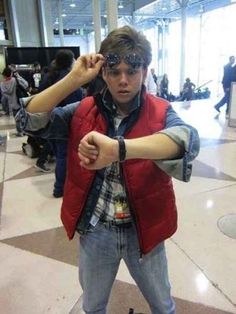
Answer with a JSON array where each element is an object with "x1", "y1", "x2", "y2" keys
[
  {"x1": 214, "y1": 55, "x2": 235, "y2": 117},
  {"x1": 39, "y1": 49, "x2": 83, "y2": 197},
  {"x1": 28, "y1": 61, "x2": 42, "y2": 95},
  {"x1": 160, "y1": 73, "x2": 169, "y2": 100},
  {"x1": 145, "y1": 68, "x2": 157, "y2": 95},
  {"x1": 0, "y1": 66, "x2": 28, "y2": 136},
  {"x1": 180, "y1": 77, "x2": 196, "y2": 101}
]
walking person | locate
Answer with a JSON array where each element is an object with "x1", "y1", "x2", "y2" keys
[
  {"x1": 160, "y1": 73, "x2": 169, "y2": 100},
  {"x1": 24, "y1": 26, "x2": 200, "y2": 314},
  {"x1": 215, "y1": 55, "x2": 235, "y2": 117}
]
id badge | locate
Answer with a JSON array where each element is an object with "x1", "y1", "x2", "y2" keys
[{"x1": 114, "y1": 192, "x2": 130, "y2": 219}]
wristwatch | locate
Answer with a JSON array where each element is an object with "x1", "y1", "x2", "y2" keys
[{"x1": 116, "y1": 136, "x2": 126, "y2": 162}]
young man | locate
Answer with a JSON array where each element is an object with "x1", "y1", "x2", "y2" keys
[
  {"x1": 25, "y1": 26, "x2": 200, "y2": 314},
  {"x1": 214, "y1": 55, "x2": 235, "y2": 117}
]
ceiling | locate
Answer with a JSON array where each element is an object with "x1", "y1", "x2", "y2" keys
[{"x1": 50, "y1": 0, "x2": 236, "y2": 35}]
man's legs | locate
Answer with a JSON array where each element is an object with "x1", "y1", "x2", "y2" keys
[
  {"x1": 79, "y1": 222, "x2": 121, "y2": 314},
  {"x1": 225, "y1": 90, "x2": 230, "y2": 114},
  {"x1": 215, "y1": 87, "x2": 229, "y2": 112},
  {"x1": 78, "y1": 222, "x2": 175, "y2": 314},
  {"x1": 124, "y1": 227, "x2": 175, "y2": 314},
  {"x1": 35, "y1": 139, "x2": 52, "y2": 172},
  {"x1": 215, "y1": 95, "x2": 226, "y2": 112},
  {"x1": 53, "y1": 140, "x2": 67, "y2": 197}
]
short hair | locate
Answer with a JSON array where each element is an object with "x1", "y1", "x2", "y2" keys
[
  {"x1": 99, "y1": 26, "x2": 152, "y2": 68},
  {"x1": 55, "y1": 49, "x2": 74, "y2": 69},
  {"x1": 2, "y1": 67, "x2": 12, "y2": 77}
]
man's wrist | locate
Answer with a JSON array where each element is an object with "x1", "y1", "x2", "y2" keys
[{"x1": 66, "y1": 72, "x2": 83, "y2": 90}]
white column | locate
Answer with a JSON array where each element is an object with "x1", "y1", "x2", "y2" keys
[
  {"x1": 197, "y1": 13, "x2": 203, "y2": 86},
  {"x1": 163, "y1": 20, "x2": 169, "y2": 74},
  {"x1": 157, "y1": 22, "x2": 163, "y2": 76},
  {"x1": 38, "y1": 0, "x2": 48, "y2": 46},
  {"x1": 8, "y1": 0, "x2": 21, "y2": 46},
  {"x1": 93, "y1": 0, "x2": 102, "y2": 52},
  {"x1": 106, "y1": 0, "x2": 118, "y2": 33},
  {"x1": 58, "y1": 0, "x2": 64, "y2": 46},
  {"x1": 177, "y1": 0, "x2": 189, "y2": 91}
]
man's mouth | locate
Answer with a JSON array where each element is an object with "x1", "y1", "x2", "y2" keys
[{"x1": 118, "y1": 90, "x2": 129, "y2": 94}]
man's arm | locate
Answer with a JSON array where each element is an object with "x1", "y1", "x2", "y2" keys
[
  {"x1": 78, "y1": 131, "x2": 183, "y2": 170},
  {"x1": 78, "y1": 106, "x2": 200, "y2": 180},
  {"x1": 14, "y1": 72, "x2": 29, "y2": 90},
  {"x1": 17, "y1": 100, "x2": 79, "y2": 140},
  {"x1": 26, "y1": 54, "x2": 104, "y2": 113}
]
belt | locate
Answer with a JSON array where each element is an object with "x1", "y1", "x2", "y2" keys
[{"x1": 100, "y1": 219, "x2": 133, "y2": 228}]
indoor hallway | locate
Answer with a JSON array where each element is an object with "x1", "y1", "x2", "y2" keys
[{"x1": 0, "y1": 98, "x2": 235, "y2": 314}]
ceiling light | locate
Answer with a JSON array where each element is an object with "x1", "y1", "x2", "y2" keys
[
  {"x1": 118, "y1": 2, "x2": 124, "y2": 9},
  {"x1": 62, "y1": 13, "x2": 67, "y2": 17},
  {"x1": 70, "y1": 0, "x2": 76, "y2": 7},
  {"x1": 199, "y1": 4, "x2": 204, "y2": 13}
]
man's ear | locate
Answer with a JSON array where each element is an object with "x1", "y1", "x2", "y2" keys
[{"x1": 142, "y1": 67, "x2": 148, "y2": 83}]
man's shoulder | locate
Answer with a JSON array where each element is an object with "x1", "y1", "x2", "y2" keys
[
  {"x1": 224, "y1": 63, "x2": 232, "y2": 70},
  {"x1": 145, "y1": 94, "x2": 170, "y2": 118},
  {"x1": 146, "y1": 93, "x2": 169, "y2": 107},
  {"x1": 73, "y1": 96, "x2": 96, "y2": 118}
]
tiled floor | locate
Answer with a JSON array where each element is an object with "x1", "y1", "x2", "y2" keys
[{"x1": 0, "y1": 99, "x2": 236, "y2": 314}]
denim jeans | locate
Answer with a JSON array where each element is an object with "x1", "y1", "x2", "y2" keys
[
  {"x1": 79, "y1": 221, "x2": 175, "y2": 314},
  {"x1": 215, "y1": 88, "x2": 230, "y2": 113},
  {"x1": 36, "y1": 139, "x2": 53, "y2": 166},
  {"x1": 52, "y1": 140, "x2": 67, "y2": 194}
]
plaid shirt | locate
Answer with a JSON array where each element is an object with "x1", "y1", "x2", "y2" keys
[{"x1": 92, "y1": 116, "x2": 132, "y2": 224}]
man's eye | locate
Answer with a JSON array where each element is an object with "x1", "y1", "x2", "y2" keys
[
  {"x1": 108, "y1": 69, "x2": 119, "y2": 76},
  {"x1": 127, "y1": 69, "x2": 137, "y2": 75}
]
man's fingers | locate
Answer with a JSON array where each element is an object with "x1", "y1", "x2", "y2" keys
[
  {"x1": 79, "y1": 142, "x2": 98, "y2": 159},
  {"x1": 79, "y1": 150, "x2": 98, "y2": 160},
  {"x1": 78, "y1": 152, "x2": 94, "y2": 165},
  {"x1": 89, "y1": 53, "x2": 105, "y2": 66},
  {"x1": 82, "y1": 54, "x2": 104, "y2": 68}
]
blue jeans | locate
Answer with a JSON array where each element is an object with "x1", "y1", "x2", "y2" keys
[
  {"x1": 52, "y1": 140, "x2": 67, "y2": 194},
  {"x1": 79, "y1": 221, "x2": 175, "y2": 314},
  {"x1": 215, "y1": 87, "x2": 230, "y2": 113}
]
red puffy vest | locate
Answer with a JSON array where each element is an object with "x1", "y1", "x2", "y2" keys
[{"x1": 61, "y1": 93, "x2": 177, "y2": 254}]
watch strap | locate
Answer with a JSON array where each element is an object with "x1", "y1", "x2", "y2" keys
[{"x1": 117, "y1": 137, "x2": 126, "y2": 162}]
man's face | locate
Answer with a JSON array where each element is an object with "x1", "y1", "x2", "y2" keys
[
  {"x1": 102, "y1": 61, "x2": 147, "y2": 105},
  {"x1": 34, "y1": 65, "x2": 41, "y2": 72},
  {"x1": 229, "y1": 56, "x2": 235, "y2": 65}
]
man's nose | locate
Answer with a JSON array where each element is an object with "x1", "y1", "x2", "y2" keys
[{"x1": 119, "y1": 72, "x2": 128, "y2": 85}]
